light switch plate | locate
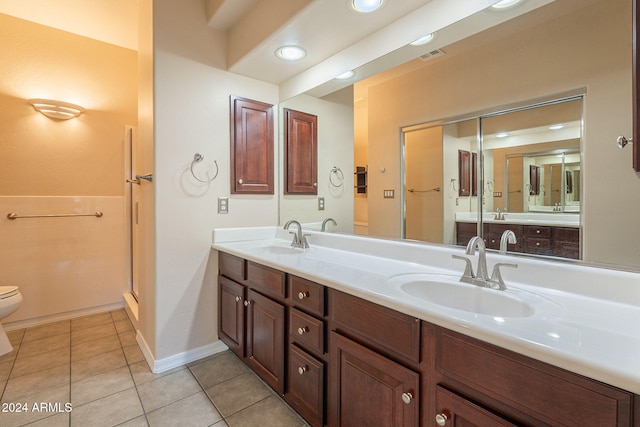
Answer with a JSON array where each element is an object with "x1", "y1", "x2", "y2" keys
[
  {"x1": 218, "y1": 197, "x2": 228, "y2": 214},
  {"x1": 318, "y1": 197, "x2": 325, "y2": 210},
  {"x1": 383, "y1": 189, "x2": 395, "y2": 198}
]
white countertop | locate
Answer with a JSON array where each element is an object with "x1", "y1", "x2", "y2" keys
[
  {"x1": 212, "y1": 227, "x2": 640, "y2": 395},
  {"x1": 455, "y1": 212, "x2": 580, "y2": 227}
]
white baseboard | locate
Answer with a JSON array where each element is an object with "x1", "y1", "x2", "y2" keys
[
  {"x1": 136, "y1": 331, "x2": 229, "y2": 374},
  {"x1": 3, "y1": 301, "x2": 124, "y2": 332}
]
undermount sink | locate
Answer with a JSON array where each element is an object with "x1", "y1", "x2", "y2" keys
[
  {"x1": 255, "y1": 244, "x2": 305, "y2": 255},
  {"x1": 388, "y1": 274, "x2": 550, "y2": 318}
]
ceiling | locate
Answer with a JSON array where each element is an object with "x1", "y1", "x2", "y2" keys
[{"x1": 0, "y1": 0, "x2": 569, "y2": 100}]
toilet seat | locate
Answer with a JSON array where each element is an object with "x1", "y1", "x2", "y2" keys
[{"x1": 0, "y1": 286, "x2": 19, "y2": 299}]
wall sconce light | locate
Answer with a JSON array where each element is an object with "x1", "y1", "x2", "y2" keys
[{"x1": 28, "y1": 98, "x2": 85, "y2": 120}]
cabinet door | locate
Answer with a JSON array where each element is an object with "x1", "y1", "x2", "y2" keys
[
  {"x1": 435, "y1": 386, "x2": 517, "y2": 427},
  {"x1": 284, "y1": 108, "x2": 318, "y2": 194},
  {"x1": 230, "y1": 96, "x2": 274, "y2": 194},
  {"x1": 218, "y1": 276, "x2": 245, "y2": 357},
  {"x1": 330, "y1": 332, "x2": 419, "y2": 427},
  {"x1": 246, "y1": 289, "x2": 285, "y2": 394},
  {"x1": 287, "y1": 344, "x2": 324, "y2": 427}
]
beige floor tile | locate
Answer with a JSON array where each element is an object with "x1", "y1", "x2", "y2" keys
[
  {"x1": 118, "y1": 415, "x2": 151, "y2": 427},
  {"x1": 11, "y1": 346, "x2": 70, "y2": 378},
  {"x1": 6, "y1": 329, "x2": 24, "y2": 346},
  {"x1": 71, "y1": 333, "x2": 121, "y2": 362},
  {"x1": 22, "y1": 320, "x2": 69, "y2": 343},
  {"x1": 26, "y1": 412, "x2": 70, "y2": 427},
  {"x1": 17, "y1": 333, "x2": 70, "y2": 359},
  {"x1": 115, "y1": 318, "x2": 134, "y2": 334},
  {"x1": 0, "y1": 346, "x2": 18, "y2": 363},
  {"x1": 2, "y1": 362, "x2": 69, "y2": 401},
  {"x1": 71, "y1": 312, "x2": 113, "y2": 331},
  {"x1": 0, "y1": 383, "x2": 70, "y2": 427},
  {"x1": 189, "y1": 351, "x2": 247, "y2": 389},
  {"x1": 146, "y1": 391, "x2": 222, "y2": 427},
  {"x1": 225, "y1": 395, "x2": 307, "y2": 427},
  {"x1": 110, "y1": 308, "x2": 129, "y2": 322},
  {"x1": 136, "y1": 369, "x2": 202, "y2": 413},
  {"x1": 71, "y1": 322, "x2": 117, "y2": 345},
  {"x1": 71, "y1": 365, "x2": 135, "y2": 406},
  {"x1": 204, "y1": 372, "x2": 272, "y2": 417},
  {"x1": 119, "y1": 329, "x2": 138, "y2": 347},
  {"x1": 71, "y1": 348, "x2": 126, "y2": 382},
  {"x1": 123, "y1": 344, "x2": 145, "y2": 365},
  {"x1": 186, "y1": 350, "x2": 227, "y2": 368},
  {"x1": 129, "y1": 360, "x2": 184, "y2": 386},
  {"x1": 70, "y1": 387, "x2": 144, "y2": 427},
  {"x1": 0, "y1": 359, "x2": 14, "y2": 382}
]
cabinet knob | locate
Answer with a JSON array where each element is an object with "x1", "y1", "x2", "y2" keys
[
  {"x1": 298, "y1": 291, "x2": 309, "y2": 300},
  {"x1": 401, "y1": 392, "x2": 413, "y2": 405},
  {"x1": 536, "y1": 242, "x2": 541, "y2": 247},
  {"x1": 238, "y1": 178, "x2": 243, "y2": 184},
  {"x1": 536, "y1": 229, "x2": 541, "y2": 234},
  {"x1": 617, "y1": 135, "x2": 633, "y2": 148},
  {"x1": 235, "y1": 296, "x2": 241, "y2": 302},
  {"x1": 297, "y1": 326, "x2": 308, "y2": 335},
  {"x1": 313, "y1": 182, "x2": 318, "y2": 187},
  {"x1": 298, "y1": 365, "x2": 308, "y2": 375},
  {"x1": 435, "y1": 411, "x2": 450, "y2": 426},
  {"x1": 244, "y1": 300, "x2": 251, "y2": 306}
]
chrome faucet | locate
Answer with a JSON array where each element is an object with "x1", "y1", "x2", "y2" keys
[
  {"x1": 452, "y1": 236, "x2": 517, "y2": 290},
  {"x1": 499, "y1": 230, "x2": 517, "y2": 254},
  {"x1": 283, "y1": 220, "x2": 309, "y2": 249},
  {"x1": 321, "y1": 218, "x2": 337, "y2": 232}
]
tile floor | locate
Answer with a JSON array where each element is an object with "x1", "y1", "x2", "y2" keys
[{"x1": 0, "y1": 309, "x2": 308, "y2": 427}]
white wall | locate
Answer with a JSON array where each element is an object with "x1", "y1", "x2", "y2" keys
[{"x1": 147, "y1": 0, "x2": 279, "y2": 362}]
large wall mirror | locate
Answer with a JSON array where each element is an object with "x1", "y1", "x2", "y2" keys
[{"x1": 277, "y1": 0, "x2": 640, "y2": 271}]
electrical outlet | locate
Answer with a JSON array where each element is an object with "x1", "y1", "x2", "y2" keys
[
  {"x1": 218, "y1": 197, "x2": 228, "y2": 214},
  {"x1": 318, "y1": 197, "x2": 325, "y2": 211}
]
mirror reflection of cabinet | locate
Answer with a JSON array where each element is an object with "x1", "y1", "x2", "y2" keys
[
  {"x1": 529, "y1": 165, "x2": 540, "y2": 195},
  {"x1": 284, "y1": 108, "x2": 318, "y2": 195},
  {"x1": 230, "y1": 96, "x2": 274, "y2": 194},
  {"x1": 458, "y1": 150, "x2": 470, "y2": 197}
]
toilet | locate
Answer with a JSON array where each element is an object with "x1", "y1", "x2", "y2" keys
[{"x1": 0, "y1": 286, "x2": 23, "y2": 356}]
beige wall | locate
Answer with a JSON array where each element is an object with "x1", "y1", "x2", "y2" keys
[
  {"x1": 0, "y1": 14, "x2": 137, "y2": 323},
  {"x1": 358, "y1": 0, "x2": 640, "y2": 268}
]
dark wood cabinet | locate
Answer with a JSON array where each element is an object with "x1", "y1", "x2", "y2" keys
[
  {"x1": 434, "y1": 386, "x2": 517, "y2": 427},
  {"x1": 458, "y1": 150, "x2": 471, "y2": 197},
  {"x1": 287, "y1": 343, "x2": 324, "y2": 427},
  {"x1": 218, "y1": 275, "x2": 245, "y2": 357},
  {"x1": 230, "y1": 96, "x2": 274, "y2": 194},
  {"x1": 284, "y1": 108, "x2": 318, "y2": 194},
  {"x1": 633, "y1": 0, "x2": 640, "y2": 172},
  {"x1": 330, "y1": 331, "x2": 420, "y2": 427}
]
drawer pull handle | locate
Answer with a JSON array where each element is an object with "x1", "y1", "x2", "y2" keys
[
  {"x1": 435, "y1": 411, "x2": 450, "y2": 426},
  {"x1": 536, "y1": 242, "x2": 541, "y2": 247},
  {"x1": 401, "y1": 392, "x2": 413, "y2": 405},
  {"x1": 297, "y1": 326, "x2": 308, "y2": 335},
  {"x1": 536, "y1": 229, "x2": 541, "y2": 234},
  {"x1": 298, "y1": 291, "x2": 309, "y2": 300},
  {"x1": 298, "y1": 365, "x2": 308, "y2": 375}
]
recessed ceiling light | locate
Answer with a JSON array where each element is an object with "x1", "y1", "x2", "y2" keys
[
  {"x1": 496, "y1": 132, "x2": 509, "y2": 138},
  {"x1": 275, "y1": 46, "x2": 306, "y2": 61},
  {"x1": 491, "y1": 0, "x2": 522, "y2": 10},
  {"x1": 410, "y1": 33, "x2": 436, "y2": 46},
  {"x1": 549, "y1": 124, "x2": 564, "y2": 130},
  {"x1": 351, "y1": 0, "x2": 383, "y2": 13},
  {"x1": 336, "y1": 70, "x2": 355, "y2": 80}
]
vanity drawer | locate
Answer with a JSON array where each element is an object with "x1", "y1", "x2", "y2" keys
[
  {"x1": 487, "y1": 223, "x2": 523, "y2": 235},
  {"x1": 436, "y1": 328, "x2": 633, "y2": 427},
  {"x1": 247, "y1": 261, "x2": 286, "y2": 299},
  {"x1": 523, "y1": 238, "x2": 551, "y2": 254},
  {"x1": 290, "y1": 308, "x2": 324, "y2": 355},
  {"x1": 289, "y1": 275, "x2": 325, "y2": 316},
  {"x1": 330, "y1": 289, "x2": 420, "y2": 364},
  {"x1": 524, "y1": 225, "x2": 551, "y2": 238},
  {"x1": 552, "y1": 227, "x2": 579, "y2": 242},
  {"x1": 218, "y1": 252, "x2": 245, "y2": 283},
  {"x1": 287, "y1": 344, "x2": 324, "y2": 427}
]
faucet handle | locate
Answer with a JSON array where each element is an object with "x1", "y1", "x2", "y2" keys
[
  {"x1": 488, "y1": 263, "x2": 518, "y2": 290},
  {"x1": 301, "y1": 234, "x2": 310, "y2": 249},
  {"x1": 452, "y1": 255, "x2": 475, "y2": 283},
  {"x1": 288, "y1": 231, "x2": 300, "y2": 246}
]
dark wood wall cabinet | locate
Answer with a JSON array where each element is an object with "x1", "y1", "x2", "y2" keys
[
  {"x1": 230, "y1": 96, "x2": 274, "y2": 194},
  {"x1": 218, "y1": 252, "x2": 637, "y2": 426},
  {"x1": 456, "y1": 221, "x2": 580, "y2": 259},
  {"x1": 284, "y1": 108, "x2": 318, "y2": 195}
]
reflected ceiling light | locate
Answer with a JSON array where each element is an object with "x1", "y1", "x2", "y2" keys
[
  {"x1": 410, "y1": 33, "x2": 436, "y2": 46},
  {"x1": 491, "y1": 0, "x2": 522, "y2": 9},
  {"x1": 496, "y1": 132, "x2": 509, "y2": 138},
  {"x1": 336, "y1": 70, "x2": 355, "y2": 80},
  {"x1": 28, "y1": 98, "x2": 84, "y2": 120},
  {"x1": 549, "y1": 124, "x2": 564, "y2": 130},
  {"x1": 275, "y1": 46, "x2": 306, "y2": 61},
  {"x1": 351, "y1": 0, "x2": 383, "y2": 13}
]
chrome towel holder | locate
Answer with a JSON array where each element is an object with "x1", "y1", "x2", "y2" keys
[
  {"x1": 190, "y1": 153, "x2": 219, "y2": 183},
  {"x1": 329, "y1": 166, "x2": 344, "y2": 188}
]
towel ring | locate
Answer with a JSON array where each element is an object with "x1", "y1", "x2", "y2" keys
[
  {"x1": 450, "y1": 178, "x2": 458, "y2": 192},
  {"x1": 190, "y1": 153, "x2": 219, "y2": 183},
  {"x1": 329, "y1": 166, "x2": 344, "y2": 188}
]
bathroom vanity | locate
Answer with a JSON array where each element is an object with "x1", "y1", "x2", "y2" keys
[{"x1": 213, "y1": 227, "x2": 639, "y2": 426}]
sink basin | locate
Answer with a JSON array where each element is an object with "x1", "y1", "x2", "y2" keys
[
  {"x1": 254, "y1": 244, "x2": 305, "y2": 255},
  {"x1": 388, "y1": 274, "x2": 544, "y2": 318}
]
